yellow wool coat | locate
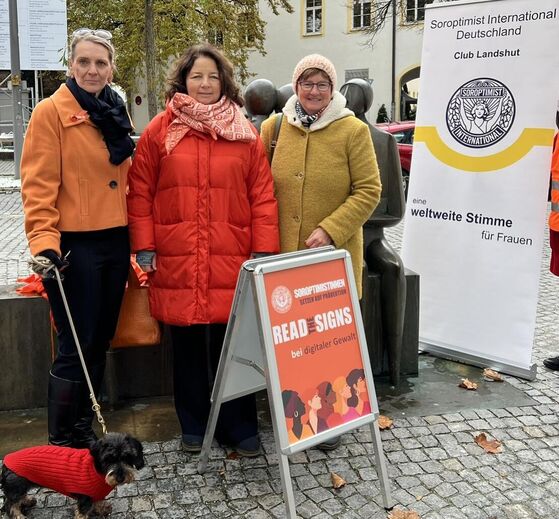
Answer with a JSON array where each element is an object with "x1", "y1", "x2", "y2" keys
[{"x1": 261, "y1": 92, "x2": 381, "y2": 296}]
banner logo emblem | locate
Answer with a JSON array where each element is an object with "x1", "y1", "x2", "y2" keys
[
  {"x1": 446, "y1": 78, "x2": 515, "y2": 149},
  {"x1": 271, "y1": 285, "x2": 292, "y2": 314}
]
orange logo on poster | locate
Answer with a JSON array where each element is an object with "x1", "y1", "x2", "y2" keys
[{"x1": 271, "y1": 285, "x2": 293, "y2": 314}]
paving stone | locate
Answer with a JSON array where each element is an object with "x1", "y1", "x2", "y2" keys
[
  {"x1": 502, "y1": 503, "x2": 537, "y2": 518},
  {"x1": 424, "y1": 447, "x2": 448, "y2": 460},
  {"x1": 246, "y1": 481, "x2": 274, "y2": 497},
  {"x1": 406, "y1": 449, "x2": 429, "y2": 463},
  {"x1": 437, "y1": 507, "x2": 468, "y2": 519},
  {"x1": 302, "y1": 486, "x2": 332, "y2": 503},
  {"x1": 434, "y1": 481, "x2": 458, "y2": 498},
  {"x1": 448, "y1": 422, "x2": 472, "y2": 433},
  {"x1": 395, "y1": 475, "x2": 421, "y2": 489},
  {"x1": 244, "y1": 508, "x2": 273, "y2": 519}
]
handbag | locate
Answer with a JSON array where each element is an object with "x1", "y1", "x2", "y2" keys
[{"x1": 110, "y1": 262, "x2": 161, "y2": 348}]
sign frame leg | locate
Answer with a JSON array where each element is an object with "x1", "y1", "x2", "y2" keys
[
  {"x1": 198, "y1": 332, "x2": 234, "y2": 473},
  {"x1": 278, "y1": 452, "x2": 298, "y2": 519},
  {"x1": 369, "y1": 419, "x2": 394, "y2": 509}
]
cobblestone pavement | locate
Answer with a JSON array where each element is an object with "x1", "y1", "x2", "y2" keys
[{"x1": 2, "y1": 160, "x2": 559, "y2": 518}]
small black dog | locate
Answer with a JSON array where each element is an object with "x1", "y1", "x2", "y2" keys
[{"x1": 1, "y1": 432, "x2": 144, "y2": 518}]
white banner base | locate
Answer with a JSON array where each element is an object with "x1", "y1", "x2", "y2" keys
[{"x1": 419, "y1": 341, "x2": 537, "y2": 381}]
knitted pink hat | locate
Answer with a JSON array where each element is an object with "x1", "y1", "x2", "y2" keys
[{"x1": 292, "y1": 54, "x2": 337, "y2": 93}]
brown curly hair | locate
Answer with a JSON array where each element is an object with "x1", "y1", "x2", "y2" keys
[{"x1": 166, "y1": 43, "x2": 243, "y2": 106}]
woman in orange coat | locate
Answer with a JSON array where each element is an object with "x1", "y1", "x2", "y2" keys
[
  {"x1": 21, "y1": 29, "x2": 134, "y2": 447},
  {"x1": 128, "y1": 44, "x2": 279, "y2": 456}
]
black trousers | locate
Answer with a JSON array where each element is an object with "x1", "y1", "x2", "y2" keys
[
  {"x1": 170, "y1": 323, "x2": 258, "y2": 444},
  {"x1": 43, "y1": 227, "x2": 130, "y2": 380}
]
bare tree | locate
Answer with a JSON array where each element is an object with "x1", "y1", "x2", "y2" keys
[{"x1": 359, "y1": 0, "x2": 458, "y2": 47}]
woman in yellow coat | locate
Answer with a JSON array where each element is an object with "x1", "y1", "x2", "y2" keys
[
  {"x1": 260, "y1": 54, "x2": 381, "y2": 450},
  {"x1": 260, "y1": 54, "x2": 381, "y2": 295}
]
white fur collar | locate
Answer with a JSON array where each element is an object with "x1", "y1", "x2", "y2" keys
[{"x1": 282, "y1": 91, "x2": 354, "y2": 132}]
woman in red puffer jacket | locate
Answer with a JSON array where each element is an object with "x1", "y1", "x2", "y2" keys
[{"x1": 128, "y1": 44, "x2": 279, "y2": 456}]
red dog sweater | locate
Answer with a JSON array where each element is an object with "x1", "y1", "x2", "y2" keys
[{"x1": 3, "y1": 445, "x2": 113, "y2": 501}]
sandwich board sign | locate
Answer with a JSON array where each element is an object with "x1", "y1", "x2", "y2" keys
[{"x1": 197, "y1": 247, "x2": 393, "y2": 517}]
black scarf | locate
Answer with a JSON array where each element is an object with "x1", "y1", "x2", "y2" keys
[{"x1": 66, "y1": 78, "x2": 135, "y2": 165}]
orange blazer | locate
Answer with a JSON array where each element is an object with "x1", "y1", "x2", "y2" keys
[{"x1": 21, "y1": 84, "x2": 130, "y2": 256}]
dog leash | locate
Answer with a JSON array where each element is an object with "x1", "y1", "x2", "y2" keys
[{"x1": 30, "y1": 256, "x2": 108, "y2": 435}]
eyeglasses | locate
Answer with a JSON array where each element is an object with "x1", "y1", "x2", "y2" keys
[
  {"x1": 72, "y1": 28, "x2": 113, "y2": 40},
  {"x1": 298, "y1": 81, "x2": 332, "y2": 92}
]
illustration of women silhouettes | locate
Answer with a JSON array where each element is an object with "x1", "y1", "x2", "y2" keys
[
  {"x1": 333, "y1": 376, "x2": 352, "y2": 423},
  {"x1": 317, "y1": 381, "x2": 343, "y2": 430},
  {"x1": 346, "y1": 369, "x2": 371, "y2": 419},
  {"x1": 282, "y1": 390, "x2": 312, "y2": 443},
  {"x1": 301, "y1": 388, "x2": 322, "y2": 435}
]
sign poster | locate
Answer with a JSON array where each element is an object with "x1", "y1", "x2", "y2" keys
[
  {"x1": 0, "y1": 0, "x2": 67, "y2": 70},
  {"x1": 261, "y1": 257, "x2": 373, "y2": 450},
  {"x1": 402, "y1": 0, "x2": 559, "y2": 377}
]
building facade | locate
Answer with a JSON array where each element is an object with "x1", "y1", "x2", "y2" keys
[
  {"x1": 245, "y1": 0, "x2": 431, "y2": 122},
  {"x1": 128, "y1": 1, "x2": 435, "y2": 131}
]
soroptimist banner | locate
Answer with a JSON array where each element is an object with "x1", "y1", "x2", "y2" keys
[
  {"x1": 402, "y1": 0, "x2": 559, "y2": 378},
  {"x1": 261, "y1": 256, "x2": 374, "y2": 451}
]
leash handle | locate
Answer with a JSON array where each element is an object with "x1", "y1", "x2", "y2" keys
[{"x1": 53, "y1": 267, "x2": 108, "y2": 435}]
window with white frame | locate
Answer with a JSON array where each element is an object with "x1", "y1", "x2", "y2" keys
[
  {"x1": 406, "y1": 0, "x2": 434, "y2": 23},
  {"x1": 305, "y1": 0, "x2": 322, "y2": 35},
  {"x1": 239, "y1": 12, "x2": 256, "y2": 44},
  {"x1": 352, "y1": 0, "x2": 371, "y2": 30},
  {"x1": 207, "y1": 29, "x2": 224, "y2": 46}
]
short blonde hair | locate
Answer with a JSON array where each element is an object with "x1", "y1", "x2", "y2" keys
[{"x1": 67, "y1": 33, "x2": 116, "y2": 77}]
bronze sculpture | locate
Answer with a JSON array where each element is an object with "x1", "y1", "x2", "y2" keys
[
  {"x1": 244, "y1": 78, "x2": 277, "y2": 131},
  {"x1": 340, "y1": 78, "x2": 406, "y2": 386}
]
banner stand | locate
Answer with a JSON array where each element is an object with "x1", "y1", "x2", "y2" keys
[
  {"x1": 420, "y1": 342, "x2": 537, "y2": 381},
  {"x1": 402, "y1": 0, "x2": 559, "y2": 377},
  {"x1": 197, "y1": 248, "x2": 393, "y2": 517}
]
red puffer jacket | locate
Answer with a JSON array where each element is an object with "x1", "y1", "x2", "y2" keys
[{"x1": 128, "y1": 108, "x2": 279, "y2": 326}]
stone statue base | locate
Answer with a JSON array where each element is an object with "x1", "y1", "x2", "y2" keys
[{"x1": 361, "y1": 268, "x2": 419, "y2": 379}]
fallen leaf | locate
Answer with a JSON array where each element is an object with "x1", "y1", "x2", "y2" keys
[
  {"x1": 388, "y1": 508, "x2": 421, "y2": 519},
  {"x1": 331, "y1": 471, "x2": 346, "y2": 489},
  {"x1": 378, "y1": 415, "x2": 394, "y2": 430},
  {"x1": 226, "y1": 451, "x2": 240, "y2": 460},
  {"x1": 483, "y1": 368, "x2": 504, "y2": 382},
  {"x1": 458, "y1": 378, "x2": 478, "y2": 390},
  {"x1": 474, "y1": 433, "x2": 502, "y2": 454}
]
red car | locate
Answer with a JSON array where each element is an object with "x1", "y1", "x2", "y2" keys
[{"x1": 375, "y1": 121, "x2": 415, "y2": 198}]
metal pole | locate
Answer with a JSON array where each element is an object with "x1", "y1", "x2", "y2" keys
[
  {"x1": 390, "y1": 0, "x2": 397, "y2": 121},
  {"x1": 34, "y1": 70, "x2": 39, "y2": 108},
  {"x1": 9, "y1": 0, "x2": 24, "y2": 179}
]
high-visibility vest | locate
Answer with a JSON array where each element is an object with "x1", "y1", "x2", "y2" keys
[{"x1": 549, "y1": 133, "x2": 559, "y2": 231}]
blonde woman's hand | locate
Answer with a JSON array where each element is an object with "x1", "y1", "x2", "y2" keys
[{"x1": 305, "y1": 228, "x2": 333, "y2": 248}]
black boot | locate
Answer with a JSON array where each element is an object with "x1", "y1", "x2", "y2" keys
[
  {"x1": 73, "y1": 364, "x2": 105, "y2": 449},
  {"x1": 48, "y1": 372, "x2": 81, "y2": 446}
]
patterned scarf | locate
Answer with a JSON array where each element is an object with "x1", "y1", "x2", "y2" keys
[
  {"x1": 166, "y1": 93, "x2": 255, "y2": 153},
  {"x1": 295, "y1": 100, "x2": 328, "y2": 128}
]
